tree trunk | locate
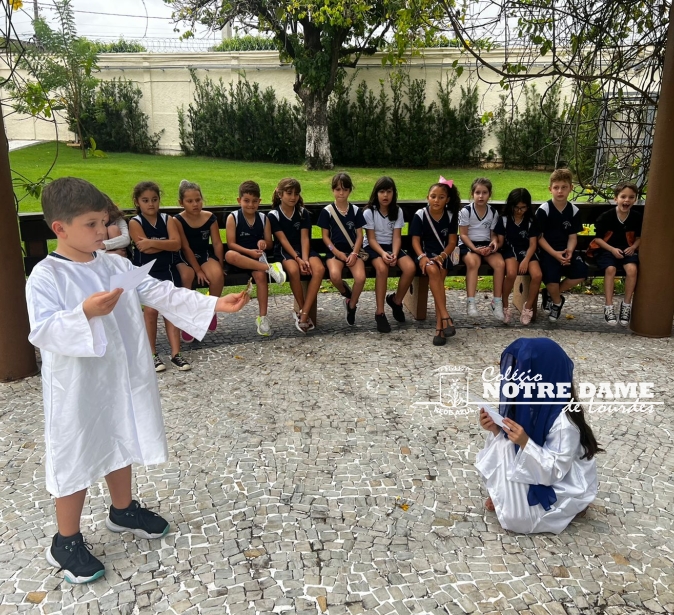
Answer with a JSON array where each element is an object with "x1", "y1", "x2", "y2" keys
[{"x1": 300, "y1": 88, "x2": 333, "y2": 170}]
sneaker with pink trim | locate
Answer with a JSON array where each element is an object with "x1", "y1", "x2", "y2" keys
[
  {"x1": 520, "y1": 307, "x2": 534, "y2": 325},
  {"x1": 208, "y1": 314, "x2": 218, "y2": 331},
  {"x1": 503, "y1": 306, "x2": 511, "y2": 324}
]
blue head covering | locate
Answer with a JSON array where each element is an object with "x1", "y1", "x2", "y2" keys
[{"x1": 499, "y1": 338, "x2": 574, "y2": 510}]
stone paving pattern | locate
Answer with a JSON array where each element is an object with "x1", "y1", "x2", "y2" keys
[{"x1": 1, "y1": 290, "x2": 673, "y2": 615}]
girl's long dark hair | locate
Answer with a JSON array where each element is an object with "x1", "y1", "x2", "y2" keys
[
  {"x1": 272, "y1": 177, "x2": 304, "y2": 212},
  {"x1": 132, "y1": 181, "x2": 161, "y2": 214},
  {"x1": 367, "y1": 176, "x2": 399, "y2": 221},
  {"x1": 568, "y1": 384, "x2": 604, "y2": 460},
  {"x1": 504, "y1": 187, "x2": 533, "y2": 221},
  {"x1": 428, "y1": 182, "x2": 461, "y2": 218}
]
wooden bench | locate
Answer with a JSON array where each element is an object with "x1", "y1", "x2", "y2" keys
[{"x1": 18, "y1": 201, "x2": 642, "y2": 324}]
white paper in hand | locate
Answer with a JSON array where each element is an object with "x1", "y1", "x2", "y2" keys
[
  {"x1": 482, "y1": 404, "x2": 507, "y2": 430},
  {"x1": 109, "y1": 260, "x2": 156, "y2": 292}
]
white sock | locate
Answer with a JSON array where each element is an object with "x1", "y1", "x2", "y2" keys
[
  {"x1": 467, "y1": 297, "x2": 476, "y2": 303},
  {"x1": 493, "y1": 297, "x2": 502, "y2": 303},
  {"x1": 622, "y1": 302, "x2": 631, "y2": 307}
]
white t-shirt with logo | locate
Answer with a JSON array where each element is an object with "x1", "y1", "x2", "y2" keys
[
  {"x1": 458, "y1": 203, "x2": 500, "y2": 245},
  {"x1": 362, "y1": 208, "x2": 405, "y2": 248}
]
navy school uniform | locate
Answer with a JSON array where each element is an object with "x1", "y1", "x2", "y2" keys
[
  {"x1": 131, "y1": 212, "x2": 181, "y2": 286},
  {"x1": 225, "y1": 209, "x2": 270, "y2": 274},
  {"x1": 458, "y1": 203, "x2": 501, "y2": 256},
  {"x1": 316, "y1": 203, "x2": 366, "y2": 259},
  {"x1": 268, "y1": 206, "x2": 319, "y2": 261},
  {"x1": 499, "y1": 215, "x2": 539, "y2": 262},
  {"x1": 175, "y1": 212, "x2": 218, "y2": 265},
  {"x1": 593, "y1": 208, "x2": 642, "y2": 271},
  {"x1": 534, "y1": 200, "x2": 588, "y2": 284},
  {"x1": 409, "y1": 206, "x2": 458, "y2": 271}
]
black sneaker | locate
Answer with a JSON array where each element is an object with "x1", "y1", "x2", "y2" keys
[
  {"x1": 386, "y1": 293, "x2": 406, "y2": 323},
  {"x1": 106, "y1": 500, "x2": 170, "y2": 540},
  {"x1": 153, "y1": 354, "x2": 166, "y2": 373},
  {"x1": 618, "y1": 301, "x2": 632, "y2": 327},
  {"x1": 341, "y1": 281, "x2": 352, "y2": 300},
  {"x1": 170, "y1": 354, "x2": 191, "y2": 371},
  {"x1": 46, "y1": 533, "x2": 105, "y2": 584},
  {"x1": 549, "y1": 295, "x2": 566, "y2": 321},
  {"x1": 541, "y1": 287, "x2": 552, "y2": 314},
  {"x1": 375, "y1": 312, "x2": 391, "y2": 333},
  {"x1": 345, "y1": 298, "x2": 357, "y2": 326}
]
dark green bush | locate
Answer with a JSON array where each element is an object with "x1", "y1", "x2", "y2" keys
[
  {"x1": 92, "y1": 39, "x2": 146, "y2": 53},
  {"x1": 210, "y1": 36, "x2": 277, "y2": 52},
  {"x1": 81, "y1": 78, "x2": 162, "y2": 153}
]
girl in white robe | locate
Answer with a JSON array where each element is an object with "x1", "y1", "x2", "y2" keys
[{"x1": 475, "y1": 338, "x2": 600, "y2": 534}]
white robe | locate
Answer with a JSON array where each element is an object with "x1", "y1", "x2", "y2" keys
[
  {"x1": 475, "y1": 411, "x2": 598, "y2": 534},
  {"x1": 25, "y1": 252, "x2": 218, "y2": 498}
]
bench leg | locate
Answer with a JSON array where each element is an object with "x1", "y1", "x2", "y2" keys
[
  {"x1": 511, "y1": 275, "x2": 538, "y2": 320},
  {"x1": 403, "y1": 276, "x2": 429, "y2": 321},
  {"x1": 293, "y1": 281, "x2": 318, "y2": 327}
]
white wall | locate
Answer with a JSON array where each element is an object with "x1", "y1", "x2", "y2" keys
[{"x1": 0, "y1": 49, "x2": 566, "y2": 156}]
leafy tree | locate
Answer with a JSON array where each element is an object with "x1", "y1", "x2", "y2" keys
[
  {"x1": 7, "y1": 0, "x2": 99, "y2": 158},
  {"x1": 166, "y1": 0, "x2": 445, "y2": 169}
]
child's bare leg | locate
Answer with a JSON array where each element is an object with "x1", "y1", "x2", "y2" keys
[
  {"x1": 526, "y1": 261, "x2": 543, "y2": 309},
  {"x1": 349, "y1": 259, "x2": 366, "y2": 307},
  {"x1": 603, "y1": 266, "x2": 617, "y2": 305},
  {"x1": 225, "y1": 251, "x2": 268, "y2": 272},
  {"x1": 559, "y1": 277, "x2": 584, "y2": 294},
  {"x1": 427, "y1": 266, "x2": 449, "y2": 323},
  {"x1": 164, "y1": 319, "x2": 181, "y2": 357},
  {"x1": 373, "y1": 258, "x2": 388, "y2": 314},
  {"x1": 463, "y1": 253, "x2": 482, "y2": 298},
  {"x1": 143, "y1": 307, "x2": 159, "y2": 354},
  {"x1": 623, "y1": 263, "x2": 638, "y2": 303},
  {"x1": 282, "y1": 260, "x2": 304, "y2": 312},
  {"x1": 104, "y1": 465, "x2": 132, "y2": 510},
  {"x1": 547, "y1": 282, "x2": 562, "y2": 304},
  {"x1": 502, "y1": 259, "x2": 518, "y2": 309},
  {"x1": 202, "y1": 259, "x2": 224, "y2": 297},
  {"x1": 252, "y1": 270, "x2": 268, "y2": 316},
  {"x1": 326, "y1": 258, "x2": 347, "y2": 295},
  {"x1": 299, "y1": 256, "x2": 325, "y2": 321},
  {"x1": 485, "y1": 253, "x2": 505, "y2": 298},
  {"x1": 54, "y1": 490, "x2": 87, "y2": 536},
  {"x1": 176, "y1": 263, "x2": 195, "y2": 290},
  {"x1": 395, "y1": 256, "x2": 416, "y2": 303}
]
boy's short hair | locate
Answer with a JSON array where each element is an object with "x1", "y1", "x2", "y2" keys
[
  {"x1": 549, "y1": 168, "x2": 573, "y2": 186},
  {"x1": 613, "y1": 181, "x2": 639, "y2": 197},
  {"x1": 42, "y1": 177, "x2": 108, "y2": 226},
  {"x1": 239, "y1": 181, "x2": 261, "y2": 198}
]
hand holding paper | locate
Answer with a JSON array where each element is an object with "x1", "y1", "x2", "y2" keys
[{"x1": 109, "y1": 260, "x2": 155, "y2": 292}]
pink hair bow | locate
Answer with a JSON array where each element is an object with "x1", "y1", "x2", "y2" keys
[{"x1": 439, "y1": 176, "x2": 453, "y2": 188}]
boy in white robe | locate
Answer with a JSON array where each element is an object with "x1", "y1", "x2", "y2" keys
[{"x1": 26, "y1": 177, "x2": 249, "y2": 584}]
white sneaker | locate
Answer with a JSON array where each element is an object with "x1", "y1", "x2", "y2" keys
[
  {"x1": 491, "y1": 299, "x2": 504, "y2": 321},
  {"x1": 467, "y1": 299, "x2": 479, "y2": 318},
  {"x1": 268, "y1": 262, "x2": 286, "y2": 285},
  {"x1": 256, "y1": 315, "x2": 271, "y2": 336}
]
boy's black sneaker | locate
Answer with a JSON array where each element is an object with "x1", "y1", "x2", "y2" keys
[
  {"x1": 170, "y1": 354, "x2": 191, "y2": 371},
  {"x1": 46, "y1": 532, "x2": 105, "y2": 584},
  {"x1": 541, "y1": 287, "x2": 552, "y2": 314},
  {"x1": 549, "y1": 295, "x2": 566, "y2": 322},
  {"x1": 153, "y1": 354, "x2": 166, "y2": 373},
  {"x1": 345, "y1": 298, "x2": 357, "y2": 326},
  {"x1": 106, "y1": 500, "x2": 170, "y2": 540},
  {"x1": 341, "y1": 281, "x2": 352, "y2": 300},
  {"x1": 375, "y1": 313, "x2": 391, "y2": 333},
  {"x1": 386, "y1": 293, "x2": 406, "y2": 323}
]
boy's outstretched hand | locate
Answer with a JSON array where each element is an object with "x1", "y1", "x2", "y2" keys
[
  {"x1": 215, "y1": 291, "x2": 250, "y2": 313},
  {"x1": 83, "y1": 289, "x2": 124, "y2": 319}
]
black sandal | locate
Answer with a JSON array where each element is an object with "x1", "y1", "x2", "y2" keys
[
  {"x1": 433, "y1": 328, "x2": 446, "y2": 346},
  {"x1": 442, "y1": 316, "x2": 456, "y2": 337}
]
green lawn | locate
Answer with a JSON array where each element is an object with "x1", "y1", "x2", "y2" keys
[{"x1": 10, "y1": 142, "x2": 553, "y2": 212}]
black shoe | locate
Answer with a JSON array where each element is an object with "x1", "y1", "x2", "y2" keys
[
  {"x1": 46, "y1": 533, "x2": 105, "y2": 584},
  {"x1": 345, "y1": 298, "x2": 357, "y2": 326},
  {"x1": 106, "y1": 500, "x2": 170, "y2": 540},
  {"x1": 433, "y1": 329, "x2": 447, "y2": 346},
  {"x1": 170, "y1": 354, "x2": 191, "y2": 371},
  {"x1": 386, "y1": 293, "x2": 406, "y2": 323},
  {"x1": 375, "y1": 312, "x2": 391, "y2": 333},
  {"x1": 441, "y1": 316, "x2": 456, "y2": 337},
  {"x1": 341, "y1": 281, "x2": 352, "y2": 300},
  {"x1": 541, "y1": 287, "x2": 552, "y2": 314},
  {"x1": 549, "y1": 295, "x2": 566, "y2": 321},
  {"x1": 153, "y1": 354, "x2": 166, "y2": 373}
]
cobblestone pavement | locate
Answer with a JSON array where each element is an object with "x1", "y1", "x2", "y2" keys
[{"x1": 1, "y1": 290, "x2": 673, "y2": 615}]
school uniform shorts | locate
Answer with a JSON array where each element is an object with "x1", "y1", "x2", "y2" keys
[{"x1": 539, "y1": 250, "x2": 588, "y2": 285}]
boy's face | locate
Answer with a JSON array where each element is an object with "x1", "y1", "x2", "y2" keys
[
  {"x1": 615, "y1": 188, "x2": 637, "y2": 213},
  {"x1": 549, "y1": 181, "x2": 572, "y2": 203},
  {"x1": 52, "y1": 210, "x2": 109, "y2": 257},
  {"x1": 238, "y1": 193, "x2": 261, "y2": 214}
]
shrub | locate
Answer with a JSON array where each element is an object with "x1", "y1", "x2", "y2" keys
[
  {"x1": 210, "y1": 36, "x2": 277, "y2": 52},
  {"x1": 92, "y1": 38, "x2": 147, "y2": 53}
]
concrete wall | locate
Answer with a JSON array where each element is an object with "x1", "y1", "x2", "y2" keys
[{"x1": 1, "y1": 49, "x2": 563, "y2": 156}]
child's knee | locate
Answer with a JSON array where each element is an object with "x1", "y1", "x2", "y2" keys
[
  {"x1": 251, "y1": 269, "x2": 266, "y2": 282},
  {"x1": 625, "y1": 264, "x2": 638, "y2": 277},
  {"x1": 605, "y1": 266, "x2": 617, "y2": 275}
]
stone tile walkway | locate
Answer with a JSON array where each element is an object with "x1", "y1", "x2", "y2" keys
[{"x1": 1, "y1": 290, "x2": 672, "y2": 615}]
